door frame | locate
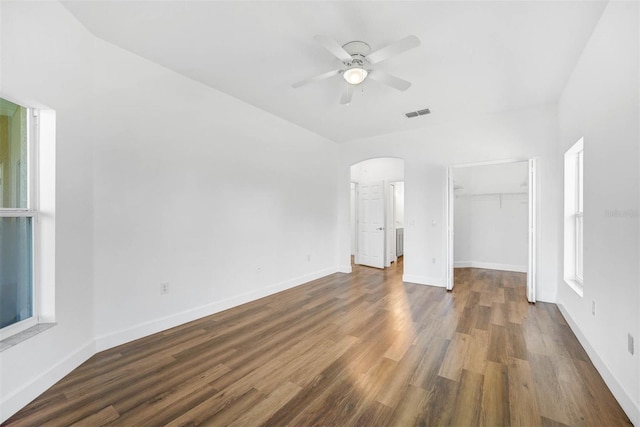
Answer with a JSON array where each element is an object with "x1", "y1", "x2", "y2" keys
[
  {"x1": 527, "y1": 158, "x2": 537, "y2": 302},
  {"x1": 387, "y1": 181, "x2": 404, "y2": 266},
  {"x1": 350, "y1": 181, "x2": 358, "y2": 263},
  {"x1": 445, "y1": 158, "x2": 538, "y2": 302}
]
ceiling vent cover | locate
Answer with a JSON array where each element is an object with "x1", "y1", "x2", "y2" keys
[{"x1": 405, "y1": 108, "x2": 431, "y2": 118}]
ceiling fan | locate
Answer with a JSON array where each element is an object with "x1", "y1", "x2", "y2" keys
[{"x1": 293, "y1": 35, "x2": 421, "y2": 105}]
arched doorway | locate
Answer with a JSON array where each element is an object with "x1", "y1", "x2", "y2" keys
[{"x1": 350, "y1": 158, "x2": 405, "y2": 270}]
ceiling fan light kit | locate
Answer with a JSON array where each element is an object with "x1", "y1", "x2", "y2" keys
[
  {"x1": 341, "y1": 41, "x2": 370, "y2": 86},
  {"x1": 343, "y1": 67, "x2": 368, "y2": 85},
  {"x1": 293, "y1": 35, "x2": 421, "y2": 105}
]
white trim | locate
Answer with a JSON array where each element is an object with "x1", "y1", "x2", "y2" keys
[
  {"x1": 95, "y1": 267, "x2": 340, "y2": 351},
  {"x1": 402, "y1": 274, "x2": 445, "y2": 287},
  {"x1": 350, "y1": 181, "x2": 358, "y2": 259},
  {"x1": 0, "y1": 210, "x2": 36, "y2": 217},
  {"x1": 563, "y1": 278, "x2": 584, "y2": 298},
  {"x1": 0, "y1": 317, "x2": 37, "y2": 341},
  {"x1": 449, "y1": 158, "x2": 530, "y2": 169},
  {"x1": 557, "y1": 304, "x2": 640, "y2": 426},
  {"x1": 527, "y1": 158, "x2": 537, "y2": 303},
  {"x1": 337, "y1": 265, "x2": 352, "y2": 274},
  {"x1": 454, "y1": 261, "x2": 473, "y2": 268},
  {"x1": 453, "y1": 261, "x2": 527, "y2": 273},
  {"x1": 446, "y1": 167, "x2": 454, "y2": 290},
  {"x1": 27, "y1": 109, "x2": 37, "y2": 211},
  {"x1": 36, "y1": 109, "x2": 55, "y2": 322},
  {"x1": 0, "y1": 340, "x2": 95, "y2": 423}
]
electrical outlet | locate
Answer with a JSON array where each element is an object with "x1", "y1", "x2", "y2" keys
[
  {"x1": 628, "y1": 334, "x2": 634, "y2": 355},
  {"x1": 591, "y1": 300, "x2": 596, "y2": 316},
  {"x1": 160, "y1": 282, "x2": 169, "y2": 295},
  {"x1": 307, "y1": 254, "x2": 311, "y2": 262},
  {"x1": 256, "y1": 266, "x2": 262, "y2": 273}
]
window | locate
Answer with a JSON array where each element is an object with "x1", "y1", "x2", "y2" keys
[
  {"x1": 575, "y1": 149, "x2": 583, "y2": 283},
  {"x1": 564, "y1": 137, "x2": 584, "y2": 296},
  {"x1": 0, "y1": 97, "x2": 37, "y2": 337}
]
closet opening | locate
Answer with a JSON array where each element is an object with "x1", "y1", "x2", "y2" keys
[{"x1": 446, "y1": 159, "x2": 537, "y2": 302}]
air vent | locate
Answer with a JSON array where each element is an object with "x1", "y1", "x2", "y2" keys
[{"x1": 405, "y1": 108, "x2": 431, "y2": 118}]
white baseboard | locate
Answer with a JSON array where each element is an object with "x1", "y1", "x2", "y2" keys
[
  {"x1": 2, "y1": 267, "x2": 345, "y2": 422},
  {"x1": 95, "y1": 266, "x2": 339, "y2": 351},
  {"x1": 0, "y1": 340, "x2": 95, "y2": 423},
  {"x1": 337, "y1": 265, "x2": 352, "y2": 273},
  {"x1": 557, "y1": 303, "x2": 640, "y2": 426},
  {"x1": 402, "y1": 274, "x2": 445, "y2": 287},
  {"x1": 454, "y1": 261, "x2": 473, "y2": 268},
  {"x1": 454, "y1": 260, "x2": 527, "y2": 273}
]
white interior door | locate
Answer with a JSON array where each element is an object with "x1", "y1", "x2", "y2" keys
[
  {"x1": 446, "y1": 168, "x2": 454, "y2": 290},
  {"x1": 358, "y1": 182, "x2": 385, "y2": 269},
  {"x1": 527, "y1": 159, "x2": 537, "y2": 302}
]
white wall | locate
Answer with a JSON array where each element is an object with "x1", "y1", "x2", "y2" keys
[
  {"x1": 1, "y1": 1, "x2": 637, "y2": 424},
  {"x1": 0, "y1": 1, "x2": 96, "y2": 421},
  {"x1": 0, "y1": 1, "x2": 340, "y2": 422},
  {"x1": 91, "y1": 36, "x2": 339, "y2": 346},
  {"x1": 467, "y1": 197, "x2": 528, "y2": 271},
  {"x1": 338, "y1": 105, "x2": 560, "y2": 301},
  {"x1": 453, "y1": 197, "x2": 472, "y2": 263},
  {"x1": 454, "y1": 197, "x2": 529, "y2": 272},
  {"x1": 350, "y1": 182, "x2": 356, "y2": 256},
  {"x1": 350, "y1": 157, "x2": 404, "y2": 183},
  {"x1": 454, "y1": 162, "x2": 529, "y2": 272},
  {"x1": 557, "y1": 1, "x2": 640, "y2": 423}
]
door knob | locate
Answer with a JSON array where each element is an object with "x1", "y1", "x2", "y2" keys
[{"x1": 377, "y1": 227, "x2": 384, "y2": 231}]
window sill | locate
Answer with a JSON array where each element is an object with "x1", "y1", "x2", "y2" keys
[
  {"x1": 0, "y1": 323, "x2": 56, "y2": 352},
  {"x1": 564, "y1": 278, "x2": 584, "y2": 297}
]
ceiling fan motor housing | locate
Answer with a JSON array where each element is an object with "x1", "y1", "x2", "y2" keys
[{"x1": 342, "y1": 41, "x2": 371, "y2": 65}]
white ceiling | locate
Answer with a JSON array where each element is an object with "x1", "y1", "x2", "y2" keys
[{"x1": 61, "y1": 1, "x2": 606, "y2": 143}]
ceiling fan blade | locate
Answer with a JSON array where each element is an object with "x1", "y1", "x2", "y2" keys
[
  {"x1": 292, "y1": 69, "x2": 342, "y2": 88},
  {"x1": 340, "y1": 83, "x2": 353, "y2": 105},
  {"x1": 368, "y1": 70, "x2": 412, "y2": 91},
  {"x1": 314, "y1": 35, "x2": 353, "y2": 63},
  {"x1": 365, "y1": 35, "x2": 421, "y2": 64}
]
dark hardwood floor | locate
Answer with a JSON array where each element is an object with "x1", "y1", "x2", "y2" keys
[{"x1": 3, "y1": 260, "x2": 631, "y2": 426}]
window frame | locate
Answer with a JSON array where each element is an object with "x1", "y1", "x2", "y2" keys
[
  {"x1": 0, "y1": 105, "x2": 40, "y2": 340},
  {"x1": 563, "y1": 137, "x2": 584, "y2": 296},
  {"x1": 575, "y1": 149, "x2": 583, "y2": 285}
]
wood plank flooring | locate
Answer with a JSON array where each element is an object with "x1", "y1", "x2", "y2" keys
[{"x1": 3, "y1": 261, "x2": 631, "y2": 426}]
